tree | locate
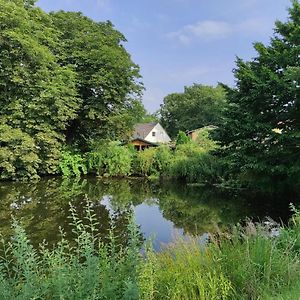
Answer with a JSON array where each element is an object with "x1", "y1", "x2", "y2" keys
[
  {"x1": 0, "y1": 1, "x2": 144, "y2": 180},
  {"x1": 216, "y1": 1, "x2": 300, "y2": 192},
  {"x1": 0, "y1": 0, "x2": 79, "y2": 178},
  {"x1": 50, "y1": 12, "x2": 143, "y2": 147},
  {"x1": 159, "y1": 84, "x2": 227, "y2": 138}
]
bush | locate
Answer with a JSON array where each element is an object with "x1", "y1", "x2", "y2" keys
[
  {"x1": 175, "y1": 131, "x2": 190, "y2": 146},
  {"x1": 59, "y1": 150, "x2": 87, "y2": 177},
  {"x1": 88, "y1": 142, "x2": 132, "y2": 177},
  {"x1": 169, "y1": 142, "x2": 221, "y2": 183},
  {"x1": 133, "y1": 148, "x2": 158, "y2": 176}
]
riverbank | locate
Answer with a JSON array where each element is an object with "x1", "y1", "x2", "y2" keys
[{"x1": 1, "y1": 203, "x2": 300, "y2": 299}]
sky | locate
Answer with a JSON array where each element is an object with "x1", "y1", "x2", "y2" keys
[{"x1": 36, "y1": 0, "x2": 292, "y2": 112}]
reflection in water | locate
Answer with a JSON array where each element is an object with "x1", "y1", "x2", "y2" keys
[{"x1": 0, "y1": 177, "x2": 297, "y2": 249}]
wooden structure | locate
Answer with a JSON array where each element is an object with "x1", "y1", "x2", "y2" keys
[
  {"x1": 130, "y1": 138, "x2": 158, "y2": 151},
  {"x1": 186, "y1": 129, "x2": 200, "y2": 141}
]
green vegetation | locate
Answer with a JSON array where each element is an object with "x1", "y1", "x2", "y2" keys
[
  {"x1": 215, "y1": 1, "x2": 300, "y2": 193},
  {"x1": 159, "y1": 84, "x2": 227, "y2": 138},
  {"x1": 0, "y1": 203, "x2": 142, "y2": 300},
  {"x1": 57, "y1": 127, "x2": 219, "y2": 184},
  {"x1": 1, "y1": 0, "x2": 299, "y2": 198},
  {"x1": 0, "y1": 0, "x2": 143, "y2": 181},
  {"x1": 88, "y1": 142, "x2": 133, "y2": 177},
  {"x1": 1, "y1": 203, "x2": 300, "y2": 299}
]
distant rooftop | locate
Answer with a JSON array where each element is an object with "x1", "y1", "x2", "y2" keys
[{"x1": 133, "y1": 122, "x2": 158, "y2": 139}]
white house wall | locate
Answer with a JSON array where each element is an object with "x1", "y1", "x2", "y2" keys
[{"x1": 145, "y1": 123, "x2": 171, "y2": 144}]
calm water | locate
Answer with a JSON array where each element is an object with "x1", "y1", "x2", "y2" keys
[{"x1": 0, "y1": 177, "x2": 298, "y2": 249}]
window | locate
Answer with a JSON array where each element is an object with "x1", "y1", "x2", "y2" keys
[{"x1": 152, "y1": 131, "x2": 156, "y2": 137}]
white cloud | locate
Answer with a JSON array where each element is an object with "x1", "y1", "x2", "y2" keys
[
  {"x1": 169, "y1": 18, "x2": 271, "y2": 44},
  {"x1": 186, "y1": 21, "x2": 232, "y2": 39}
]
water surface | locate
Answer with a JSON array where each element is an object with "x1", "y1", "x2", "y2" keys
[{"x1": 0, "y1": 177, "x2": 297, "y2": 249}]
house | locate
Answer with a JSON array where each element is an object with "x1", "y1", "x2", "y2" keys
[
  {"x1": 130, "y1": 122, "x2": 171, "y2": 151},
  {"x1": 186, "y1": 125, "x2": 218, "y2": 141}
]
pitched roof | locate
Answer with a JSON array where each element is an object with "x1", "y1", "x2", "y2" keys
[{"x1": 133, "y1": 122, "x2": 158, "y2": 139}]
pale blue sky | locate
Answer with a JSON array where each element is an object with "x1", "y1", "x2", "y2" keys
[{"x1": 37, "y1": 0, "x2": 292, "y2": 112}]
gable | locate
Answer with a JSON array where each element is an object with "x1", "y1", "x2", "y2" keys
[
  {"x1": 144, "y1": 123, "x2": 171, "y2": 143},
  {"x1": 133, "y1": 122, "x2": 157, "y2": 139}
]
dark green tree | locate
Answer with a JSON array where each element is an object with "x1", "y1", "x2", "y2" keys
[
  {"x1": 217, "y1": 1, "x2": 300, "y2": 192},
  {"x1": 159, "y1": 84, "x2": 227, "y2": 138}
]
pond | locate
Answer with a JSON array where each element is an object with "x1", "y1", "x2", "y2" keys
[{"x1": 0, "y1": 177, "x2": 298, "y2": 250}]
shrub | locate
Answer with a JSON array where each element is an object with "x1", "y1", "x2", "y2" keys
[
  {"x1": 133, "y1": 148, "x2": 158, "y2": 176},
  {"x1": 88, "y1": 142, "x2": 132, "y2": 177},
  {"x1": 153, "y1": 145, "x2": 173, "y2": 175},
  {"x1": 169, "y1": 142, "x2": 221, "y2": 183},
  {"x1": 59, "y1": 150, "x2": 87, "y2": 177},
  {"x1": 175, "y1": 131, "x2": 190, "y2": 146}
]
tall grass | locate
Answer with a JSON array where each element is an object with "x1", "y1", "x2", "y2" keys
[
  {"x1": 150, "y1": 238, "x2": 234, "y2": 300},
  {"x1": 1, "y1": 203, "x2": 300, "y2": 299},
  {"x1": 0, "y1": 202, "x2": 142, "y2": 300}
]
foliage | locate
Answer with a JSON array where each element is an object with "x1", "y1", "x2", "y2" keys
[
  {"x1": 2, "y1": 202, "x2": 300, "y2": 299},
  {"x1": 0, "y1": 0, "x2": 80, "y2": 179},
  {"x1": 133, "y1": 147, "x2": 158, "y2": 176},
  {"x1": 175, "y1": 131, "x2": 190, "y2": 146},
  {"x1": 160, "y1": 84, "x2": 227, "y2": 138},
  {"x1": 88, "y1": 142, "x2": 132, "y2": 176},
  {"x1": 153, "y1": 145, "x2": 173, "y2": 175},
  {"x1": 0, "y1": 124, "x2": 40, "y2": 180},
  {"x1": 216, "y1": 1, "x2": 300, "y2": 193},
  {"x1": 169, "y1": 141, "x2": 221, "y2": 183},
  {"x1": 59, "y1": 150, "x2": 87, "y2": 178},
  {"x1": 194, "y1": 126, "x2": 218, "y2": 150},
  {"x1": 51, "y1": 11, "x2": 143, "y2": 146},
  {"x1": 0, "y1": 202, "x2": 142, "y2": 300},
  {"x1": 0, "y1": 1, "x2": 143, "y2": 180}
]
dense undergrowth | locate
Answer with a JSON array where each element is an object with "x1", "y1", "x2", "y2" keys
[
  {"x1": 1, "y1": 203, "x2": 300, "y2": 299},
  {"x1": 59, "y1": 128, "x2": 221, "y2": 185}
]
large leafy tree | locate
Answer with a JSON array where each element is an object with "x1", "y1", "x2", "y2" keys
[
  {"x1": 217, "y1": 1, "x2": 300, "y2": 192},
  {"x1": 0, "y1": 0, "x2": 79, "y2": 179},
  {"x1": 159, "y1": 84, "x2": 227, "y2": 138},
  {"x1": 51, "y1": 12, "x2": 143, "y2": 147},
  {"x1": 0, "y1": 1, "x2": 143, "y2": 180}
]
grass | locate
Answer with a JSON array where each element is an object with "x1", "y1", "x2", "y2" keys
[{"x1": 0, "y1": 202, "x2": 300, "y2": 299}]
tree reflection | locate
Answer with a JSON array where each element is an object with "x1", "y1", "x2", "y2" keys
[{"x1": 0, "y1": 178, "x2": 294, "y2": 248}]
